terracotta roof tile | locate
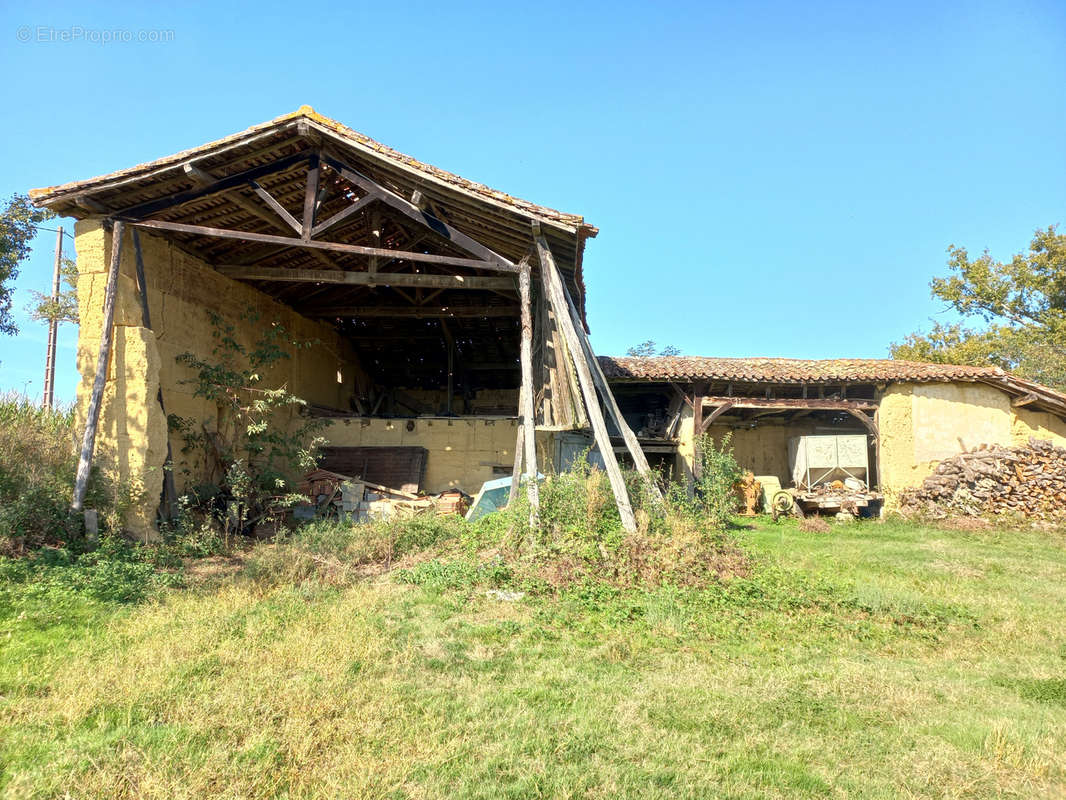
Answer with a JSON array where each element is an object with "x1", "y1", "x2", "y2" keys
[{"x1": 597, "y1": 356, "x2": 1003, "y2": 383}]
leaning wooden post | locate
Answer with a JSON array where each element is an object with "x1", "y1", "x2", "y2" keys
[
  {"x1": 518, "y1": 259, "x2": 540, "y2": 523},
  {"x1": 72, "y1": 220, "x2": 125, "y2": 513},
  {"x1": 558, "y1": 278, "x2": 663, "y2": 502},
  {"x1": 534, "y1": 229, "x2": 637, "y2": 533}
]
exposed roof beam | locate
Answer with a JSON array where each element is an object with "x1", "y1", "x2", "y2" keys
[
  {"x1": 320, "y1": 152, "x2": 515, "y2": 269},
  {"x1": 118, "y1": 151, "x2": 311, "y2": 219},
  {"x1": 128, "y1": 219, "x2": 516, "y2": 272},
  {"x1": 303, "y1": 305, "x2": 519, "y2": 318},
  {"x1": 183, "y1": 161, "x2": 337, "y2": 271},
  {"x1": 310, "y1": 194, "x2": 376, "y2": 237},
  {"x1": 217, "y1": 266, "x2": 517, "y2": 290},
  {"x1": 700, "y1": 396, "x2": 878, "y2": 411}
]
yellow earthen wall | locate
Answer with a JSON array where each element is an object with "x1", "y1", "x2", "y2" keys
[
  {"x1": 322, "y1": 417, "x2": 554, "y2": 493},
  {"x1": 74, "y1": 220, "x2": 362, "y2": 538}
]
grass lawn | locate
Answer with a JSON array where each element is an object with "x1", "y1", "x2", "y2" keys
[{"x1": 2, "y1": 517, "x2": 1065, "y2": 799}]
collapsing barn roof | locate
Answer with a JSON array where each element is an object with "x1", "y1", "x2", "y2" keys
[{"x1": 30, "y1": 106, "x2": 597, "y2": 390}]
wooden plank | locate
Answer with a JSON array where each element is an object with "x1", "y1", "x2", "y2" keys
[
  {"x1": 127, "y1": 219, "x2": 514, "y2": 271},
  {"x1": 301, "y1": 154, "x2": 320, "y2": 241},
  {"x1": 216, "y1": 265, "x2": 516, "y2": 290},
  {"x1": 518, "y1": 259, "x2": 540, "y2": 522},
  {"x1": 310, "y1": 194, "x2": 376, "y2": 238},
  {"x1": 320, "y1": 152, "x2": 516, "y2": 270},
  {"x1": 700, "y1": 396, "x2": 878, "y2": 411},
  {"x1": 73, "y1": 221, "x2": 125, "y2": 512},
  {"x1": 535, "y1": 233, "x2": 637, "y2": 532},
  {"x1": 508, "y1": 402, "x2": 523, "y2": 506},
  {"x1": 302, "y1": 305, "x2": 518, "y2": 318}
]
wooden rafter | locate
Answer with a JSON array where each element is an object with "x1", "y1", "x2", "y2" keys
[
  {"x1": 216, "y1": 266, "x2": 517, "y2": 291},
  {"x1": 320, "y1": 152, "x2": 515, "y2": 270}
]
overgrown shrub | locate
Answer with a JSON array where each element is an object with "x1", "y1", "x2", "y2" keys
[
  {"x1": 0, "y1": 394, "x2": 109, "y2": 550},
  {"x1": 172, "y1": 312, "x2": 326, "y2": 535},
  {"x1": 463, "y1": 457, "x2": 749, "y2": 591}
]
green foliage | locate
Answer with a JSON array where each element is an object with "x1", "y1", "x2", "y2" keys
[
  {"x1": 172, "y1": 311, "x2": 326, "y2": 534},
  {"x1": 0, "y1": 537, "x2": 182, "y2": 631},
  {"x1": 688, "y1": 432, "x2": 745, "y2": 524},
  {"x1": 0, "y1": 393, "x2": 109, "y2": 548},
  {"x1": 626, "y1": 340, "x2": 681, "y2": 357},
  {"x1": 27, "y1": 255, "x2": 79, "y2": 325},
  {"x1": 0, "y1": 194, "x2": 53, "y2": 336},
  {"x1": 461, "y1": 458, "x2": 748, "y2": 591},
  {"x1": 893, "y1": 225, "x2": 1066, "y2": 387}
]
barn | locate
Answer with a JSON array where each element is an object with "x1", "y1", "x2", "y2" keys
[{"x1": 30, "y1": 107, "x2": 657, "y2": 537}]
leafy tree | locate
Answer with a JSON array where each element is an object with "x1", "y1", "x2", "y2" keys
[
  {"x1": 28, "y1": 256, "x2": 78, "y2": 325},
  {"x1": 0, "y1": 194, "x2": 53, "y2": 335},
  {"x1": 892, "y1": 225, "x2": 1066, "y2": 388},
  {"x1": 626, "y1": 340, "x2": 681, "y2": 357}
]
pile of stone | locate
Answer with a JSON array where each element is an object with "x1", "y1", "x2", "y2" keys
[{"x1": 899, "y1": 438, "x2": 1066, "y2": 518}]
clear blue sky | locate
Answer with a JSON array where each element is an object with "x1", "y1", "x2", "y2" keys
[{"x1": 2, "y1": 0, "x2": 1063, "y2": 404}]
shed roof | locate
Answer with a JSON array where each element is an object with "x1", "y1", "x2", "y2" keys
[{"x1": 599, "y1": 356, "x2": 1066, "y2": 416}]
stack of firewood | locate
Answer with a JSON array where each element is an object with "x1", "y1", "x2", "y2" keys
[{"x1": 899, "y1": 438, "x2": 1066, "y2": 518}]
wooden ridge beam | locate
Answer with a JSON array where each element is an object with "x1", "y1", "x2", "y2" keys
[
  {"x1": 126, "y1": 219, "x2": 514, "y2": 271},
  {"x1": 217, "y1": 265, "x2": 516, "y2": 291}
]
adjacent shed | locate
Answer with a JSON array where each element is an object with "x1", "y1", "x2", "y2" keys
[{"x1": 599, "y1": 356, "x2": 1066, "y2": 505}]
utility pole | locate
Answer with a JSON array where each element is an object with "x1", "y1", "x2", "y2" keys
[{"x1": 42, "y1": 226, "x2": 63, "y2": 410}]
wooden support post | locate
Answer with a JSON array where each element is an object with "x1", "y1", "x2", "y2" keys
[
  {"x1": 72, "y1": 221, "x2": 125, "y2": 513},
  {"x1": 692, "y1": 391, "x2": 704, "y2": 481},
  {"x1": 42, "y1": 226, "x2": 63, "y2": 411},
  {"x1": 509, "y1": 401, "x2": 524, "y2": 506},
  {"x1": 534, "y1": 233, "x2": 637, "y2": 532},
  {"x1": 518, "y1": 260, "x2": 540, "y2": 521},
  {"x1": 301, "y1": 154, "x2": 320, "y2": 242},
  {"x1": 557, "y1": 275, "x2": 662, "y2": 501},
  {"x1": 132, "y1": 229, "x2": 178, "y2": 520}
]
